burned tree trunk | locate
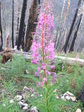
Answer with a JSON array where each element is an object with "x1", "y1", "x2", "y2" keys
[
  {"x1": 69, "y1": 14, "x2": 82, "y2": 52},
  {"x1": 24, "y1": 0, "x2": 40, "y2": 52},
  {"x1": 17, "y1": 0, "x2": 27, "y2": 50},
  {"x1": 16, "y1": 0, "x2": 21, "y2": 46},
  {"x1": 0, "y1": 2, "x2": 3, "y2": 52},
  {"x1": 63, "y1": 0, "x2": 82, "y2": 53},
  {"x1": 12, "y1": 0, "x2": 14, "y2": 48}
]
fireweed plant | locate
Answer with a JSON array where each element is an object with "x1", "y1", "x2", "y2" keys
[
  {"x1": 30, "y1": 0, "x2": 71, "y2": 112},
  {"x1": 31, "y1": 0, "x2": 56, "y2": 85}
]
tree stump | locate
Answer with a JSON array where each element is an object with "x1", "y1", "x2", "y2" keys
[{"x1": 1, "y1": 49, "x2": 12, "y2": 64}]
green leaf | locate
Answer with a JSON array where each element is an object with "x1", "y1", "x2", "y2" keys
[
  {"x1": 48, "y1": 83, "x2": 59, "y2": 98},
  {"x1": 49, "y1": 99, "x2": 74, "y2": 111},
  {"x1": 21, "y1": 74, "x2": 39, "y2": 83},
  {"x1": 37, "y1": 106, "x2": 45, "y2": 112},
  {"x1": 31, "y1": 84, "x2": 46, "y2": 99}
]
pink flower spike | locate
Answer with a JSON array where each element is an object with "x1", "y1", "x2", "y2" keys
[
  {"x1": 38, "y1": 82, "x2": 42, "y2": 86},
  {"x1": 53, "y1": 72, "x2": 57, "y2": 78},
  {"x1": 43, "y1": 77, "x2": 47, "y2": 83},
  {"x1": 51, "y1": 78, "x2": 55, "y2": 83},
  {"x1": 42, "y1": 82, "x2": 44, "y2": 86},
  {"x1": 35, "y1": 72, "x2": 38, "y2": 76},
  {"x1": 50, "y1": 65, "x2": 55, "y2": 69},
  {"x1": 37, "y1": 67, "x2": 41, "y2": 72},
  {"x1": 42, "y1": 62, "x2": 46, "y2": 69},
  {"x1": 48, "y1": 72, "x2": 51, "y2": 76},
  {"x1": 31, "y1": 60, "x2": 37, "y2": 64}
]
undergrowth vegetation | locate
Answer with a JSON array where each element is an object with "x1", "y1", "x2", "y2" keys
[{"x1": 0, "y1": 54, "x2": 84, "y2": 111}]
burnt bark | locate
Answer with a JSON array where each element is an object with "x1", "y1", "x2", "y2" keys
[
  {"x1": 69, "y1": 14, "x2": 82, "y2": 52},
  {"x1": 12, "y1": 0, "x2": 14, "y2": 48},
  {"x1": 0, "y1": 2, "x2": 3, "y2": 52},
  {"x1": 16, "y1": 0, "x2": 21, "y2": 46},
  {"x1": 63, "y1": 0, "x2": 82, "y2": 53},
  {"x1": 17, "y1": 0, "x2": 27, "y2": 50},
  {"x1": 24, "y1": 0, "x2": 40, "y2": 52}
]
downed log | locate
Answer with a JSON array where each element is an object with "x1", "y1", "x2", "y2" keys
[
  {"x1": 1, "y1": 48, "x2": 84, "y2": 65},
  {"x1": 55, "y1": 55, "x2": 84, "y2": 65}
]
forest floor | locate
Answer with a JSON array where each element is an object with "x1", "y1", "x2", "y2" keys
[{"x1": 0, "y1": 53, "x2": 84, "y2": 112}]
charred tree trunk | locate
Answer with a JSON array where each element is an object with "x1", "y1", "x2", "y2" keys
[
  {"x1": 12, "y1": 0, "x2": 14, "y2": 48},
  {"x1": 0, "y1": 2, "x2": 3, "y2": 51},
  {"x1": 69, "y1": 14, "x2": 82, "y2": 52},
  {"x1": 24, "y1": 0, "x2": 40, "y2": 52},
  {"x1": 63, "y1": 0, "x2": 82, "y2": 53},
  {"x1": 16, "y1": 0, "x2": 21, "y2": 46},
  {"x1": 22, "y1": 23, "x2": 25, "y2": 49},
  {"x1": 17, "y1": 0, "x2": 27, "y2": 50}
]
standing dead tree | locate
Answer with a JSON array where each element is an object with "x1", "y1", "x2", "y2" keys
[
  {"x1": 24, "y1": 0, "x2": 40, "y2": 52},
  {"x1": 12, "y1": 0, "x2": 14, "y2": 48},
  {"x1": 16, "y1": 0, "x2": 21, "y2": 46},
  {"x1": 0, "y1": 2, "x2": 3, "y2": 52},
  {"x1": 63, "y1": 0, "x2": 82, "y2": 53},
  {"x1": 64, "y1": 0, "x2": 70, "y2": 22},
  {"x1": 69, "y1": 14, "x2": 83, "y2": 52},
  {"x1": 17, "y1": 0, "x2": 27, "y2": 50}
]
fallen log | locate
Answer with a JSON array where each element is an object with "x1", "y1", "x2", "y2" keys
[{"x1": 55, "y1": 55, "x2": 84, "y2": 65}]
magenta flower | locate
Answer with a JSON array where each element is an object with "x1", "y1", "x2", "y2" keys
[
  {"x1": 31, "y1": 60, "x2": 37, "y2": 64},
  {"x1": 37, "y1": 82, "x2": 42, "y2": 87},
  {"x1": 48, "y1": 72, "x2": 51, "y2": 76},
  {"x1": 37, "y1": 67, "x2": 41, "y2": 72},
  {"x1": 35, "y1": 72, "x2": 38, "y2": 76},
  {"x1": 50, "y1": 65, "x2": 55, "y2": 69},
  {"x1": 43, "y1": 77, "x2": 47, "y2": 83},
  {"x1": 51, "y1": 78, "x2": 55, "y2": 84},
  {"x1": 53, "y1": 72, "x2": 57, "y2": 78},
  {"x1": 42, "y1": 62, "x2": 46, "y2": 69}
]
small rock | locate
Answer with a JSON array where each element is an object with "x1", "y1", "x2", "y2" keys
[
  {"x1": 22, "y1": 93, "x2": 29, "y2": 99},
  {"x1": 76, "y1": 108, "x2": 81, "y2": 112},
  {"x1": 3, "y1": 104, "x2": 6, "y2": 107},
  {"x1": 66, "y1": 91, "x2": 74, "y2": 96},
  {"x1": 18, "y1": 101, "x2": 24, "y2": 107},
  {"x1": 10, "y1": 99, "x2": 14, "y2": 103},
  {"x1": 61, "y1": 96, "x2": 66, "y2": 101},
  {"x1": 30, "y1": 107, "x2": 38, "y2": 112},
  {"x1": 63, "y1": 91, "x2": 74, "y2": 97},
  {"x1": 65, "y1": 96, "x2": 71, "y2": 100},
  {"x1": 31, "y1": 94, "x2": 34, "y2": 97},
  {"x1": 56, "y1": 95, "x2": 59, "y2": 99},
  {"x1": 70, "y1": 96, "x2": 76, "y2": 102},
  {"x1": 14, "y1": 95, "x2": 22, "y2": 101},
  {"x1": 21, "y1": 100, "x2": 25, "y2": 103},
  {"x1": 18, "y1": 101, "x2": 28, "y2": 108},
  {"x1": 23, "y1": 106, "x2": 28, "y2": 110},
  {"x1": 23, "y1": 86, "x2": 29, "y2": 92},
  {"x1": 62, "y1": 91, "x2": 76, "y2": 101},
  {"x1": 25, "y1": 70, "x2": 29, "y2": 74},
  {"x1": 40, "y1": 94, "x2": 42, "y2": 97}
]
